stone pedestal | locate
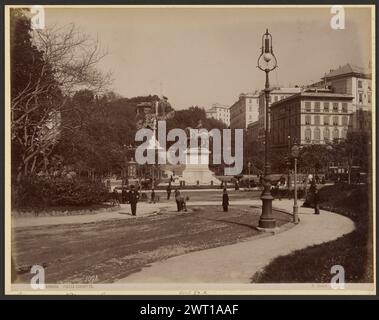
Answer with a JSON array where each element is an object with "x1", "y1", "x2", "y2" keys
[{"x1": 181, "y1": 147, "x2": 221, "y2": 186}]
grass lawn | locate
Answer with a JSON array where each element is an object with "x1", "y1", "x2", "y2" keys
[
  {"x1": 251, "y1": 183, "x2": 373, "y2": 283},
  {"x1": 11, "y1": 203, "x2": 117, "y2": 217}
]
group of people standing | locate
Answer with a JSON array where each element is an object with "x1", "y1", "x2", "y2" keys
[
  {"x1": 116, "y1": 178, "x2": 319, "y2": 217},
  {"x1": 167, "y1": 184, "x2": 230, "y2": 213}
]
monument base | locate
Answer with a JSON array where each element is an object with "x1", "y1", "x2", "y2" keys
[{"x1": 181, "y1": 147, "x2": 221, "y2": 186}]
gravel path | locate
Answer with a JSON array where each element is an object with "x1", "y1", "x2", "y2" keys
[{"x1": 117, "y1": 200, "x2": 355, "y2": 284}]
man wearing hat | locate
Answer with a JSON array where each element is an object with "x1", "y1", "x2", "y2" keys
[{"x1": 128, "y1": 185, "x2": 140, "y2": 216}]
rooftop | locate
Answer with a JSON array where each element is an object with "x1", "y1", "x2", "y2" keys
[
  {"x1": 323, "y1": 63, "x2": 371, "y2": 79},
  {"x1": 270, "y1": 91, "x2": 354, "y2": 109},
  {"x1": 207, "y1": 103, "x2": 230, "y2": 112},
  {"x1": 239, "y1": 91, "x2": 260, "y2": 98},
  {"x1": 258, "y1": 87, "x2": 302, "y2": 96}
]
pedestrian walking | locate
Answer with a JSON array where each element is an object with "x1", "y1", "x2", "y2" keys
[
  {"x1": 310, "y1": 182, "x2": 320, "y2": 215},
  {"x1": 128, "y1": 185, "x2": 140, "y2": 216},
  {"x1": 151, "y1": 188, "x2": 156, "y2": 204},
  {"x1": 113, "y1": 188, "x2": 120, "y2": 205},
  {"x1": 179, "y1": 194, "x2": 188, "y2": 212},
  {"x1": 275, "y1": 181, "x2": 281, "y2": 200},
  {"x1": 222, "y1": 188, "x2": 229, "y2": 212},
  {"x1": 122, "y1": 187, "x2": 128, "y2": 204},
  {"x1": 309, "y1": 181, "x2": 320, "y2": 214},
  {"x1": 174, "y1": 189, "x2": 181, "y2": 212},
  {"x1": 167, "y1": 184, "x2": 172, "y2": 200}
]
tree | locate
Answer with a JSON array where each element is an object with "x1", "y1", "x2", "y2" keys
[
  {"x1": 11, "y1": 9, "x2": 61, "y2": 181},
  {"x1": 330, "y1": 132, "x2": 370, "y2": 184},
  {"x1": 10, "y1": 9, "x2": 110, "y2": 181},
  {"x1": 298, "y1": 144, "x2": 332, "y2": 174}
]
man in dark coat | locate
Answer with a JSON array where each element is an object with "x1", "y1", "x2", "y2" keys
[
  {"x1": 222, "y1": 188, "x2": 229, "y2": 212},
  {"x1": 174, "y1": 188, "x2": 181, "y2": 212},
  {"x1": 129, "y1": 185, "x2": 140, "y2": 216},
  {"x1": 313, "y1": 185, "x2": 320, "y2": 215},
  {"x1": 179, "y1": 194, "x2": 188, "y2": 212},
  {"x1": 113, "y1": 188, "x2": 120, "y2": 204},
  {"x1": 309, "y1": 181, "x2": 320, "y2": 214},
  {"x1": 151, "y1": 188, "x2": 156, "y2": 204},
  {"x1": 121, "y1": 187, "x2": 128, "y2": 204},
  {"x1": 167, "y1": 184, "x2": 172, "y2": 200}
]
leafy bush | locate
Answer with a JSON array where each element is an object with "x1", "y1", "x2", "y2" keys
[
  {"x1": 318, "y1": 183, "x2": 369, "y2": 222},
  {"x1": 12, "y1": 176, "x2": 108, "y2": 208}
]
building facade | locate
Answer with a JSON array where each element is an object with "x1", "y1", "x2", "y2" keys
[
  {"x1": 205, "y1": 103, "x2": 230, "y2": 126},
  {"x1": 270, "y1": 92, "x2": 354, "y2": 150},
  {"x1": 230, "y1": 92, "x2": 259, "y2": 129},
  {"x1": 247, "y1": 121, "x2": 260, "y2": 144},
  {"x1": 257, "y1": 87, "x2": 302, "y2": 141},
  {"x1": 313, "y1": 64, "x2": 372, "y2": 111}
]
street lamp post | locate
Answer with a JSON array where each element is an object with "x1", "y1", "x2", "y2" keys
[
  {"x1": 291, "y1": 144, "x2": 300, "y2": 224},
  {"x1": 248, "y1": 161, "x2": 251, "y2": 190},
  {"x1": 287, "y1": 135, "x2": 291, "y2": 199},
  {"x1": 257, "y1": 29, "x2": 278, "y2": 229}
]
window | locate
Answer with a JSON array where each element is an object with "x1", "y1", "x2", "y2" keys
[
  {"x1": 368, "y1": 93, "x2": 371, "y2": 104},
  {"x1": 333, "y1": 128, "x2": 339, "y2": 140},
  {"x1": 342, "y1": 103, "x2": 348, "y2": 113},
  {"x1": 342, "y1": 116, "x2": 348, "y2": 126},
  {"x1": 333, "y1": 116, "x2": 339, "y2": 126},
  {"x1": 342, "y1": 128, "x2": 348, "y2": 139},
  {"x1": 324, "y1": 115, "x2": 330, "y2": 125},
  {"x1": 314, "y1": 127, "x2": 321, "y2": 141},
  {"x1": 274, "y1": 96, "x2": 278, "y2": 102},
  {"x1": 314, "y1": 102, "x2": 321, "y2": 112},
  {"x1": 305, "y1": 128, "x2": 312, "y2": 143},
  {"x1": 333, "y1": 102, "x2": 339, "y2": 112},
  {"x1": 358, "y1": 93, "x2": 363, "y2": 104},
  {"x1": 324, "y1": 128, "x2": 330, "y2": 141},
  {"x1": 358, "y1": 80, "x2": 363, "y2": 88},
  {"x1": 323, "y1": 102, "x2": 330, "y2": 112},
  {"x1": 305, "y1": 101, "x2": 311, "y2": 112},
  {"x1": 305, "y1": 115, "x2": 311, "y2": 125},
  {"x1": 314, "y1": 115, "x2": 320, "y2": 125}
]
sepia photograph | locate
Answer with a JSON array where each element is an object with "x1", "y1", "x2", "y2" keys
[{"x1": 4, "y1": 4, "x2": 376, "y2": 296}]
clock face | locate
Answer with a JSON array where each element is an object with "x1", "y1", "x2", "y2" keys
[{"x1": 258, "y1": 52, "x2": 277, "y2": 71}]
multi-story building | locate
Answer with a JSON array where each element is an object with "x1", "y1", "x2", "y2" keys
[
  {"x1": 257, "y1": 87, "x2": 302, "y2": 141},
  {"x1": 348, "y1": 109, "x2": 372, "y2": 134},
  {"x1": 230, "y1": 92, "x2": 259, "y2": 129},
  {"x1": 205, "y1": 103, "x2": 230, "y2": 126},
  {"x1": 270, "y1": 91, "x2": 354, "y2": 150},
  {"x1": 312, "y1": 63, "x2": 372, "y2": 111},
  {"x1": 247, "y1": 121, "x2": 260, "y2": 144}
]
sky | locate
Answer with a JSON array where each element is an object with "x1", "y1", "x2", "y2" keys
[{"x1": 44, "y1": 6, "x2": 373, "y2": 110}]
